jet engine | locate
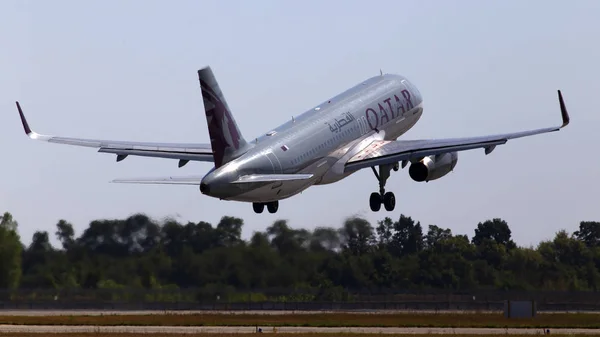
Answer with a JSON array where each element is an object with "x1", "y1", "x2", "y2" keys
[{"x1": 408, "y1": 152, "x2": 458, "y2": 182}]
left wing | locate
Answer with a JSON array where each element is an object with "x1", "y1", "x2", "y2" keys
[
  {"x1": 15, "y1": 102, "x2": 214, "y2": 165},
  {"x1": 345, "y1": 90, "x2": 570, "y2": 172}
]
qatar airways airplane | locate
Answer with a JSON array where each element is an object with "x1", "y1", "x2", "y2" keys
[{"x1": 15, "y1": 66, "x2": 570, "y2": 213}]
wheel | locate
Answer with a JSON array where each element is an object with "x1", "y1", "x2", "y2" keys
[
  {"x1": 369, "y1": 192, "x2": 382, "y2": 212},
  {"x1": 383, "y1": 192, "x2": 395, "y2": 211},
  {"x1": 253, "y1": 203, "x2": 264, "y2": 213},
  {"x1": 267, "y1": 201, "x2": 279, "y2": 213}
]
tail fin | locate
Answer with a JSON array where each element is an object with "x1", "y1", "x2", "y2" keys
[{"x1": 198, "y1": 66, "x2": 248, "y2": 168}]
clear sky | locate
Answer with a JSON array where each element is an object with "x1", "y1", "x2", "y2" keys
[{"x1": 1, "y1": 0, "x2": 598, "y2": 247}]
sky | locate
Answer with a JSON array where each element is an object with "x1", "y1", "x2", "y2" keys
[{"x1": 1, "y1": 0, "x2": 599, "y2": 248}]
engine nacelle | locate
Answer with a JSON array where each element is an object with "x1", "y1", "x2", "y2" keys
[{"x1": 408, "y1": 152, "x2": 458, "y2": 182}]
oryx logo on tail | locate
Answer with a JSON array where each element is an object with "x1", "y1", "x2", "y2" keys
[{"x1": 198, "y1": 67, "x2": 248, "y2": 168}]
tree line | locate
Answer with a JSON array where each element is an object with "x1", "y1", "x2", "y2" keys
[{"x1": 0, "y1": 211, "x2": 599, "y2": 294}]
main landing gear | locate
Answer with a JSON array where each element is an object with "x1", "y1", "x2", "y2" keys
[
  {"x1": 253, "y1": 201, "x2": 279, "y2": 214},
  {"x1": 369, "y1": 163, "x2": 399, "y2": 212}
]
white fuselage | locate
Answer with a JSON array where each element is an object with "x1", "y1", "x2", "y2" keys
[{"x1": 203, "y1": 74, "x2": 424, "y2": 203}]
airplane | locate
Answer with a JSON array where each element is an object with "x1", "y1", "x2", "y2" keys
[{"x1": 15, "y1": 66, "x2": 570, "y2": 214}]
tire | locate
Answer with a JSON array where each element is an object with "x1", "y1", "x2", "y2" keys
[
  {"x1": 383, "y1": 192, "x2": 396, "y2": 211},
  {"x1": 369, "y1": 192, "x2": 382, "y2": 212}
]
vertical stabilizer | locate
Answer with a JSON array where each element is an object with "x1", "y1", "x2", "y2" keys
[{"x1": 198, "y1": 67, "x2": 248, "y2": 168}]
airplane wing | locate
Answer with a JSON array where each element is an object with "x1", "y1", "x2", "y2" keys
[
  {"x1": 344, "y1": 90, "x2": 570, "y2": 172},
  {"x1": 15, "y1": 102, "x2": 214, "y2": 165},
  {"x1": 111, "y1": 173, "x2": 313, "y2": 185}
]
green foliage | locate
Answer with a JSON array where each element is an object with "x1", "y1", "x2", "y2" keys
[
  {"x1": 3, "y1": 210, "x2": 600, "y2": 299},
  {"x1": 0, "y1": 212, "x2": 22, "y2": 289}
]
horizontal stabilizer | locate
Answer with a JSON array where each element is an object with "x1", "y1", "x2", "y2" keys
[
  {"x1": 111, "y1": 176, "x2": 204, "y2": 185},
  {"x1": 233, "y1": 173, "x2": 313, "y2": 183},
  {"x1": 110, "y1": 173, "x2": 314, "y2": 185}
]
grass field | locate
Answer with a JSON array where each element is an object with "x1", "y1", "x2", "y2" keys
[
  {"x1": 6, "y1": 333, "x2": 600, "y2": 337},
  {"x1": 0, "y1": 312, "x2": 598, "y2": 328}
]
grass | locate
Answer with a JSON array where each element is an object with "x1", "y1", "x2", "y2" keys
[
  {"x1": 0, "y1": 312, "x2": 598, "y2": 328},
  {"x1": 0, "y1": 334, "x2": 590, "y2": 337}
]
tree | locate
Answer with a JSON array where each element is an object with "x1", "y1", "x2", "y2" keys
[
  {"x1": 55, "y1": 220, "x2": 75, "y2": 250},
  {"x1": 472, "y1": 218, "x2": 516, "y2": 249},
  {"x1": 425, "y1": 225, "x2": 452, "y2": 249},
  {"x1": 0, "y1": 209, "x2": 598, "y2": 294},
  {"x1": 574, "y1": 221, "x2": 600, "y2": 247},
  {"x1": 339, "y1": 217, "x2": 375, "y2": 256},
  {"x1": 310, "y1": 227, "x2": 340, "y2": 252},
  {"x1": 389, "y1": 215, "x2": 424, "y2": 256},
  {"x1": 0, "y1": 212, "x2": 18, "y2": 232},
  {"x1": 0, "y1": 212, "x2": 21, "y2": 289},
  {"x1": 215, "y1": 216, "x2": 243, "y2": 247}
]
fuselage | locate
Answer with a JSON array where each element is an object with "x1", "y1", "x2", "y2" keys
[{"x1": 200, "y1": 73, "x2": 424, "y2": 202}]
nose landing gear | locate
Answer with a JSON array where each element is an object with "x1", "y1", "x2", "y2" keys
[
  {"x1": 252, "y1": 201, "x2": 279, "y2": 214},
  {"x1": 369, "y1": 164, "x2": 396, "y2": 212}
]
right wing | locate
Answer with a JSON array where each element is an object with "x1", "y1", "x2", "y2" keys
[
  {"x1": 345, "y1": 90, "x2": 571, "y2": 172},
  {"x1": 15, "y1": 102, "x2": 214, "y2": 165}
]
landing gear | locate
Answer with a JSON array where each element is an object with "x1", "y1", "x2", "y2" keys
[
  {"x1": 369, "y1": 164, "x2": 396, "y2": 212},
  {"x1": 252, "y1": 202, "x2": 264, "y2": 213},
  {"x1": 383, "y1": 191, "x2": 395, "y2": 211},
  {"x1": 369, "y1": 193, "x2": 381, "y2": 212},
  {"x1": 267, "y1": 201, "x2": 279, "y2": 213},
  {"x1": 252, "y1": 201, "x2": 279, "y2": 214}
]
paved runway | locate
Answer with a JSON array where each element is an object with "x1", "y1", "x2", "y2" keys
[{"x1": 0, "y1": 325, "x2": 597, "y2": 334}]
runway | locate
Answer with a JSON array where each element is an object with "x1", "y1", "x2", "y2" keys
[{"x1": 0, "y1": 325, "x2": 597, "y2": 334}]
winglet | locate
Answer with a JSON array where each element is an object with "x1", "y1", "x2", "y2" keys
[
  {"x1": 15, "y1": 101, "x2": 32, "y2": 135},
  {"x1": 558, "y1": 90, "x2": 570, "y2": 128}
]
